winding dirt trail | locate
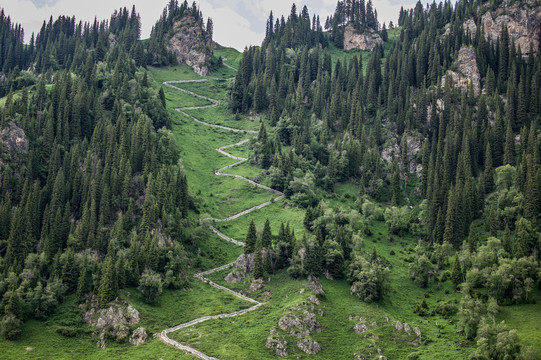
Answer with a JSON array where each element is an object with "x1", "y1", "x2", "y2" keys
[{"x1": 158, "y1": 63, "x2": 284, "y2": 359}]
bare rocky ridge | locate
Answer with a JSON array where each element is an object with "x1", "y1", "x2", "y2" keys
[
  {"x1": 344, "y1": 24, "x2": 383, "y2": 51},
  {"x1": 463, "y1": 0, "x2": 541, "y2": 56},
  {"x1": 442, "y1": 46, "x2": 481, "y2": 96},
  {"x1": 167, "y1": 16, "x2": 212, "y2": 76}
]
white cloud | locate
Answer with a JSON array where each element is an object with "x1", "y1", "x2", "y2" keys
[{"x1": 3, "y1": 0, "x2": 422, "y2": 51}]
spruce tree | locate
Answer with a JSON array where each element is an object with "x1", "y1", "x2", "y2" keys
[
  {"x1": 245, "y1": 220, "x2": 258, "y2": 254},
  {"x1": 98, "y1": 256, "x2": 116, "y2": 307},
  {"x1": 451, "y1": 256, "x2": 463, "y2": 290},
  {"x1": 253, "y1": 240, "x2": 264, "y2": 279},
  {"x1": 261, "y1": 218, "x2": 272, "y2": 248}
]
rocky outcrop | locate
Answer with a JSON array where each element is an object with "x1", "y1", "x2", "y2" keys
[
  {"x1": 344, "y1": 24, "x2": 383, "y2": 51},
  {"x1": 480, "y1": 1, "x2": 540, "y2": 56},
  {"x1": 381, "y1": 132, "x2": 423, "y2": 175},
  {"x1": 442, "y1": 46, "x2": 481, "y2": 96},
  {"x1": 81, "y1": 296, "x2": 146, "y2": 348},
  {"x1": 0, "y1": 121, "x2": 29, "y2": 184},
  {"x1": 167, "y1": 16, "x2": 212, "y2": 76},
  {"x1": 266, "y1": 328, "x2": 288, "y2": 357},
  {"x1": 235, "y1": 253, "x2": 254, "y2": 273},
  {"x1": 267, "y1": 298, "x2": 324, "y2": 357}
]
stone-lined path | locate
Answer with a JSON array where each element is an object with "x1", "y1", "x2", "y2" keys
[{"x1": 158, "y1": 62, "x2": 284, "y2": 359}]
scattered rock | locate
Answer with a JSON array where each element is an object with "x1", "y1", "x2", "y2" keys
[
  {"x1": 225, "y1": 269, "x2": 246, "y2": 283},
  {"x1": 24, "y1": 347, "x2": 33, "y2": 352},
  {"x1": 395, "y1": 321, "x2": 404, "y2": 331},
  {"x1": 414, "y1": 327, "x2": 422, "y2": 339},
  {"x1": 253, "y1": 175, "x2": 262, "y2": 183},
  {"x1": 404, "y1": 323, "x2": 411, "y2": 332},
  {"x1": 278, "y1": 313, "x2": 303, "y2": 332},
  {"x1": 97, "y1": 331, "x2": 106, "y2": 349},
  {"x1": 307, "y1": 275, "x2": 325, "y2": 296},
  {"x1": 249, "y1": 278, "x2": 264, "y2": 292},
  {"x1": 302, "y1": 311, "x2": 323, "y2": 333},
  {"x1": 344, "y1": 24, "x2": 383, "y2": 51},
  {"x1": 299, "y1": 288, "x2": 305, "y2": 294},
  {"x1": 307, "y1": 295, "x2": 320, "y2": 305},
  {"x1": 297, "y1": 337, "x2": 321, "y2": 354},
  {"x1": 261, "y1": 290, "x2": 273, "y2": 301},
  {"x1": 266, "y1": 328, "x2": 288, "y2": 357},
  {"x1": 129, "y1": 327, "x2": 148, "y2": 346},
  {"x1": 354, "y1": 324, "x2": 369, "y2": 334}
]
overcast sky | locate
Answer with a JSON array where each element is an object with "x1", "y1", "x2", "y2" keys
[{"x1": 3, "y1": 0, "x2": 419, "y2": 51}]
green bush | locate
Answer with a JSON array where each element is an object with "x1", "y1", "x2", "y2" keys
[{"x1": 1, "y1": 314, "x2": 22, "y2": 340}]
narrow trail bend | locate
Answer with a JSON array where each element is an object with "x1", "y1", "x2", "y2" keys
[{"x1": 158, "y1": 63, "x2": 285, "y2": 359}]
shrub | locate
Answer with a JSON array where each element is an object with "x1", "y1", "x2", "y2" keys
[{"x1": 1, "y1": 314, "x2": 22, "y2": 340}]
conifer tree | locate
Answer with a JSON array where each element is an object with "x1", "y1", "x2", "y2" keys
[
  {"x1": 451, "y1": 256, "x2": 463, "y2": 290},
  {"x1": 98, "y1": 256, "x2": 116, "y2": 307},
  {"x1": 245, "y1": 220, "x2": 257, "y2": 254},
  {"x1": 253, "y1": 240, "x2": 264, "y2": 279},
  {"x1": 261, "y1": 218, "x2": 272, "y2": 248}
]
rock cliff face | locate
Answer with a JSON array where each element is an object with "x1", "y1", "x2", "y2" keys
[
  {"x1": 464, "y1": 0, "x2": 541, "y2": 56},
  {"x1": 344, "y1": 24, "x2": 383, "y2": 51},
  {"x1": 442, "y1": 46, "x2": 481, "y2": 96},
  {"x1": 167, "y1": 16, "x2": 212, "y2": 76}
]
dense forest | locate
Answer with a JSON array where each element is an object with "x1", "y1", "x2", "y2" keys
[
  {"x1": 0, "y1": 4, "x2": 193, "y2": 339},
  {"x1": 233, "y1": 0, "x2": 540, "y2": 357}
]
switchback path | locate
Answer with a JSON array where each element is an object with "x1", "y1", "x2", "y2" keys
[{"x1": 158, "y1": 63, "x2": 285, "y2": 359}]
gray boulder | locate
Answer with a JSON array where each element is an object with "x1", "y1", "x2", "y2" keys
[
  {"x1": 129, "y1": 327, "x2": 148, "y2": 346},
  {"x1": 224, "y1": 269, "x2": 246, "y2": 283},
  {"x1": 297, "y1": 337, "x2": 321, "y2": 354}
]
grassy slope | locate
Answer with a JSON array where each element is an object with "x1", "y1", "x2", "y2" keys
[{"x1": 151, "y1": 47, "x2": 472, "y2": 359}]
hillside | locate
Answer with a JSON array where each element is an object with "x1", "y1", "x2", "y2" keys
[{"x1": 0, "y1": 0, "x2": 541, "y2": 359}]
